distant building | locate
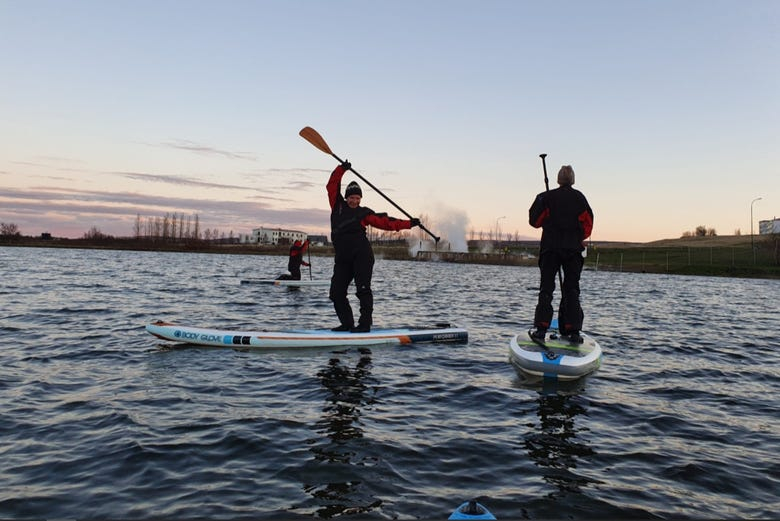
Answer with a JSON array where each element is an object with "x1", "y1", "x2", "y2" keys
[
  {"x1": 759, "y1": 218, "x2": 780, "y2": 235},
  {"x1": 240, "y1": 227, "x2": 308, "y2": 245},
  {"x1": 307, "y1": 234, "x2": 329, "y2": 246}
]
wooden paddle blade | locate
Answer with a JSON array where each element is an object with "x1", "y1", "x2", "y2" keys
[{"x1": 299, "y1": 126, "x2": 333, "y2": 155}]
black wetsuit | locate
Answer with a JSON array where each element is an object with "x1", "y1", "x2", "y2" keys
[
  {"x1": 327, "y1": 164, "x2": 411, "y2": 330},
  {"x1": 529, "y1": 184, "x2": 594, "y2": 335}
]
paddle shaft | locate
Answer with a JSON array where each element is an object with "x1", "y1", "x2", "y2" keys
[
  {"x1": 307, "y1": 244, "x2": 312, "y2": 280},
  {"x1": 540, "y1": 153, "x2": 550, "y2": 191},
  {"x1": 539, "y1": 153, "x2": 565, "y2": 311},
  {"x1": 300, "y1": 127, "x2": 440, "y2": 243}
]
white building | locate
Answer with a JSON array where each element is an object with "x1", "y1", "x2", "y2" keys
[
  {"x1": 239, "y1": 227, "x2": 308, "y2": 245},
  {"x1": 759, "y1": 218, "x2": 780, "y2": 235}
]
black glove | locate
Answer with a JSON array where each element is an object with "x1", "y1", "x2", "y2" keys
[
  {"x1": 410, "y1": 218, "x2": 421, "y2": 228},
  {"x1": 340, "y1": 160, "x2": 351, "y2": 171}
]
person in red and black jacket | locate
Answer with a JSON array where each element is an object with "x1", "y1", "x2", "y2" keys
[
  {"x1": 277, "y1": 239, "x2": 310, "y2": 280},
  {"x1": 327, "y1": 160, "x2": 420, "y2": 333},
  {"x1": 528, "y1": 165, "x2": 594, "y2": 344}
]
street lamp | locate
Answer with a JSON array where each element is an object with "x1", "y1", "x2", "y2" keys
[
  {"x1": 751, "y1": 197, "x2": 762, "y2": 243},
  {"x1": 495, "y1": 216, "x2": 506, "y2": 242},
  {"x1": 751, "y1": 197, "x2": 762, "y2": 264}
]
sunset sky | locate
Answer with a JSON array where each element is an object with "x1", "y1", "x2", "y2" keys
[{"x1": 1, "y1": 0, "x2": 778, "y2": 244}]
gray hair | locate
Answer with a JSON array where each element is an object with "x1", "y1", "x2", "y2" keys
[{"x1": 557, "y1": 165, "x2": 575, "y2": 186}]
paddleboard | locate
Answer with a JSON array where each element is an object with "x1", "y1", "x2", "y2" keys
[
  {"x1": 449, "y1": 500, "x2": 496, "y2": 520},
  {"x1": 509, "y1": 329, "x2": 602, "y2": 380},
  {"x1": 146, "y1": 321, "x2": 468, "y2": 349},
  {"x1": 240, "y1": 278, "x2": 330, "y2": 286}
]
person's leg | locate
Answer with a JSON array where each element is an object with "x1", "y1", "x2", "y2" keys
[
  {"x1": 533, "y1": 251, "x2": 560, "y2": 332},
  {"x1": 560, "y1": 251, "x2": 584, "y2": 337},
  {"x1": 351, "y1": 247, "x2": 375, "y2": 332},
  {"x1": 329, "y1": 259, "x2": 354, "y2": 330}
]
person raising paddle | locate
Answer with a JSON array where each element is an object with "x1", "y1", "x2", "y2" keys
[
  {"x1": 327, "y1": 160, "x2": 420, "y2": 333},
  {"x1": 528, "y1": 165, "x2": 593, "y2": 344}
]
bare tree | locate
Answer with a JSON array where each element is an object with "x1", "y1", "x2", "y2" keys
[{"x1": 0, "y1": 222, "x2": 21, "y2": 237}]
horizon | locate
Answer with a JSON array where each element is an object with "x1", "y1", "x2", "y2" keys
[{"x1": 2, "y1": 1, "x2": 778, "y2": 243}]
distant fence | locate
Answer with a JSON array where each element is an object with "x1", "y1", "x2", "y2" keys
[
  {"x1": 586, "y1": 245, "x2": 777, "y2": 273},
  {"x1": 416, "y1": 250, "x2": 535, "y2": 266}
]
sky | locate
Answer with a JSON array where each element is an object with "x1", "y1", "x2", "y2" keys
[{"x1": 1, "y1": 0, "x2": 778, "y2": 244}]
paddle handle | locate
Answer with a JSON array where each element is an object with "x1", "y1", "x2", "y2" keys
[{"x1": 540, "y1": 153, "x2": 549, "y2": 192}]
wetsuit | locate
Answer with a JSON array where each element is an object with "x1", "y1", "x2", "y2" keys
[
  {"x1": 529, "y1": 185, "x2": 593, "y2": 335},
  {"x1": 327, "y1": 164, "x2": 412, "y2": 330},
  {"x1": 286, "y1": 240, "x2": 309, "y2": 280}
]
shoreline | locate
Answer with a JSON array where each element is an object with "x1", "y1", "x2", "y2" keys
[{"x1": 2, "y1": 235, "x2": 778, "y2": 280}]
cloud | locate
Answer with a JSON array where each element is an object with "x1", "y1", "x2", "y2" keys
[
  {"x1": 111, "y1": 171, "x2": 271, "y2": 192},
  {"x1": 151, "y1": 139, "x2": 259, "y2": 161}
]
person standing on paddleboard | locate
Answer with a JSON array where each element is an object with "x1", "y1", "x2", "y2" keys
[
  {"x1": 327, "y1": 160, "x2": 420, "y2": 333},
  {"x1": 277, "y1": 239, "x2": 310, "y2": 280},
  {"x1": 528, "y1": 165, "x2": 593, "y2": 344}
]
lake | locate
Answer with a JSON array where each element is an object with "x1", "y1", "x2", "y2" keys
[{"x1": 1, "y1": 246, "x2": 778, "y2": 519}]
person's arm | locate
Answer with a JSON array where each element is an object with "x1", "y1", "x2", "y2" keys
[
  {"x1": 363, "y1": 212, "x2": 412, "y2": 231},
  {"x1": 301, "y1": 240, "x2": 310, "y2": 266},
  {"x1": 579, "y1": 196, "x2": 594, "y2": 239},
  {"x1": 528, "y1": 193, "x2": 549, "y2": 228},
  {"x1": 327, "y1": 163, "x2": 349, "y2": 209}
]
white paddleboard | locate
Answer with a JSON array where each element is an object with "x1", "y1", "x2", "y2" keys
[
  {"x1": 240, "y1": 278, "x2": 330, "y2": 286},
  {"x1": 146, "y1": 321, "x2": 468, "y2": 349},
  {"x1": 509, "y1": 330, "x2": 602, "y2": 380}
]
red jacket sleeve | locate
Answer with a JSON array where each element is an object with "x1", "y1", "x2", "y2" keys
[
  {"x1": 579, "y1": 210, "x2": 593, "y2": 240},
  {"x1": 363, "y1": 213, "x2": 412, "y2": 231},
  {"x1": 327, "y1": 165, "x2": 348, "y2": 209}
]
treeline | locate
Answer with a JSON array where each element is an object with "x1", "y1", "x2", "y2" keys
[
  {"x1": 681, "y1": 225, "x2": 718, "y2": 238},
  {"x1": 133, "y1": 213, "x2": 234, "y2": 242}
]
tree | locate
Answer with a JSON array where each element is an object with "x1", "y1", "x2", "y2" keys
[
  {"x1": 0, "y1": 222, "x2": 20, "y2": 237},
  {"x1": 134, "y1": 214, "x2": 142, "y2": 239},
  {"x1": 83, "y1": 226, "x2": 113, "y2": 240}
]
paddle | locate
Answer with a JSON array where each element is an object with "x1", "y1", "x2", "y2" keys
[
  {"x1": 307, "y1": 241, "x2": 312, "y2": 280},
  {"x1": 539, "y1": 153, "x2": 565, "y2": 332},
  {"x1": 299, "y1": 126, "x2": 440, "y2": 243}
]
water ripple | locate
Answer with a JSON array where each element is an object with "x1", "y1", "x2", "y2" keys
[{"x1": 0, "y1": 246, "x2": 778, "y2": 519}]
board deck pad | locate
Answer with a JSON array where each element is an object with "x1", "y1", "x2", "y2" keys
[{"x1": 146, "y1": 321, "x2": 468, "y2": 349}]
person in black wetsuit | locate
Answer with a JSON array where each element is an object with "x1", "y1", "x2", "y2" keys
[
  {"x1": 277, "y1": 239, "x2": 310, "y2": 280},
  {"x1": 528, "y1": 165, "x2": 594, "y2": 344},
  {"x1": 327, "y1": 160, "x2": 420, "y2": 333}
]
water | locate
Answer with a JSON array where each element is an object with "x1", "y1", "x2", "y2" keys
[{"x1": 1, "y1": 246, "x2": 778, "y2": 519}]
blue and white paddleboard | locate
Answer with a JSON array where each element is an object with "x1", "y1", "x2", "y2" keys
[
  {"x1": 146, "y1": 321, "x2": 468, "y2": 349},
  {"x1": 509, "y1": 329, "x2": 602, "y2": 380},
  {"x1": 449, "y1": 500, "x2": 496, "y2": 520}
]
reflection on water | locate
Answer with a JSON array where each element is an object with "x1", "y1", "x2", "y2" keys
[
  {"x1": 524, "y1": 382, "x2": 599, "y2": 497},
  {"x1": 304, "y1": 347, "x2": 382, "y2": 517}
]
